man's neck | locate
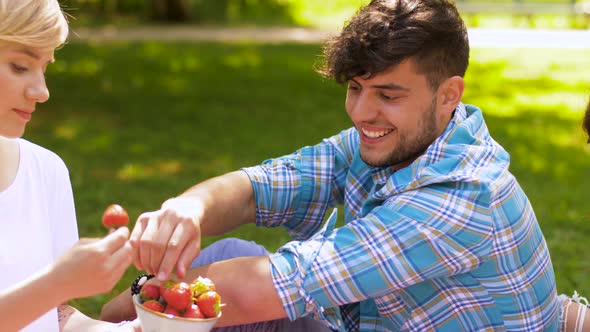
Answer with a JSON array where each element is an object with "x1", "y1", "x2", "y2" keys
[{"x1": 0, "y1": 136, "x2": 20, "y2": 192}]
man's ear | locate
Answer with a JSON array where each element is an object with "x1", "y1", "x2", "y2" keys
[{"x1": 437, "y1": 76, "x2": 465, "y2": 114}]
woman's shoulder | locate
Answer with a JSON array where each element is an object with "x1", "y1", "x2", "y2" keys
[{"x1": 18, "y1": 138, "x2": 69, "y2": 173}]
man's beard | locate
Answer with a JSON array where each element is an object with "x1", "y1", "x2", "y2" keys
[{"x1": 361, "y1": 99, "x2": 439, "y2": 168}]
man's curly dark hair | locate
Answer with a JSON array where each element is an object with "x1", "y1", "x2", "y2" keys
[{"x1": 318, "y1": 0, "x2": 469, "y2": 91}]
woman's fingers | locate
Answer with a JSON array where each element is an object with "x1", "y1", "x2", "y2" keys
[{"x1": 96, "y1": 227, "x2": 130, "y2": 254}]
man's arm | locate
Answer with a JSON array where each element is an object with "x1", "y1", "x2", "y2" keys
[
  {"x1": 168, "y1": 170, "x2": 257, "y2": 237},
  {"x1": 101, "y1": 256, "x2": 287, "y2": 326},
  {"x1": 185, "y1": 256, "x2": 286, "y2": 326},
  {"x1": 129, "y1": 171, "x2": 256, "y2": 280}
]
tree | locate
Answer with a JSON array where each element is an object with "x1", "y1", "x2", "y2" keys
[{"x1": 150, "y1": 0, "x2": 191, "y2": 22}]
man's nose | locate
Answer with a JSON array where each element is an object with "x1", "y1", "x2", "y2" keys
[{"x1": 349, "y1": 92, "x2": 378, "y2": 122}]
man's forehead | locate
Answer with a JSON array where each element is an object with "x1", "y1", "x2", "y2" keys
[{"x1": 352, "y1": 60, "x2": 421, "y2": 84}]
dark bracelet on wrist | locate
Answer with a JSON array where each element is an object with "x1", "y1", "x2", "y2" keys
[{"x1": 131, "y1": 273, "x2": 155, "y2": 296}]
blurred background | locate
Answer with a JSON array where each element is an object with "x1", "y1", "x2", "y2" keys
[
  {"x1": 29, "y1": 0, "x2": 590, "y2": 318},
  {"x1": 59, "y1": 0, "x2": 590, "y2": 29}
]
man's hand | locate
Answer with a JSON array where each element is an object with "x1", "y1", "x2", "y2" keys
[
  {"x1": 130, "y1": 197, "x2": 204, "y2": 281},
  {"x1": 128, "y1": 171, "x2": 256, "y2": 282}
]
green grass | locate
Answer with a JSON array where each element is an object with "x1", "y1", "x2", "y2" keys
[{"x1": 26, "y1": 42, "x2": 590, "y2": 318}]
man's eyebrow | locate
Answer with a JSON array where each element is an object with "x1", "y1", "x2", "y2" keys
[
  {"x1": 350, "y1": 78, "x2": 411, "y2": 91},
  {"x1": 15, "y1": 48, "x2": 55, "y2": 64},
  {"x1": 371, "y1": 83, "x2": 410, "y2": 91}
]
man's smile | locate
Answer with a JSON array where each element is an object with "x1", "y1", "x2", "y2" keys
[{"x1": 360, "y1": 127, "x2": 394, "y2": 142}]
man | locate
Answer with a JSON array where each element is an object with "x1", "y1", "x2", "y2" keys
[{"x1": 102, "y1": 0, "x2": 559, "y2": 330}]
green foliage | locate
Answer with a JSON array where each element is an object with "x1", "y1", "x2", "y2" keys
[
  {"x1": 28, "y1": 42, "x2": 589, "y2": 318},
  {"x1": 191, "y1": 0, "x2": 296, "y2": 25},
  {"x1": 59, "y1": 0, "x2": 590, "y2": 29}
]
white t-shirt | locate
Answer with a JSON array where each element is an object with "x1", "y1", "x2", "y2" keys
[{"x1": 0, "y1": 139, "x2": 78, "y2": 332}]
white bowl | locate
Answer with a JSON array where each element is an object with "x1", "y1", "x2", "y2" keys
[{"x1": 133, "y1": 294, "x2": 221, "y2": 332}]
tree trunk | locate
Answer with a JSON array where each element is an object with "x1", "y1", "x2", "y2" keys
[
  {"x1": 168, "y1": 0, "x2": 191, "y2": 21},
  {"x1": 150, "y1": 0, "x2": 191, "y2": 22}
]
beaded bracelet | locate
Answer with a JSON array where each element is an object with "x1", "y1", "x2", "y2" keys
[{"x1": 131, "y1": 273, "x2": 155, "y2": 296}]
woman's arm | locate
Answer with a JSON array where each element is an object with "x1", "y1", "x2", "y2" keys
[
  {"x1": 59, "y1": 305, "x2": 140, "y2": 332},
  {"x1": 0, "y1": 227, "x2": 133, "y2": 331},
  {"x1": 0, "y1": 267, "x2": 68, "y2": 331}
]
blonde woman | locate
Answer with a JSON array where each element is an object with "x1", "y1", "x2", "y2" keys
[{"x1": 0, "y1": 1, "x2": 138, "y2": 331}]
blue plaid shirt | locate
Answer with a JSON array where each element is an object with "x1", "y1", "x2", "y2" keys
[{"x1": 242, "y1": 104, "x2": 558, "y2": 331}]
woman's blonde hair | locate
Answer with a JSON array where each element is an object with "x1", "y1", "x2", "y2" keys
[{"x1": 0, "y1": 0, "x2": 69, "y2": 50}]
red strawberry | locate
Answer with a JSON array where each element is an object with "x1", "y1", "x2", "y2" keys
[
  {"x1": 140, "y1": 284, "x2": 160, "y2": 302},
  {"x1": 163, "y1": 305, "x2": 180, "y2": 317},
  {"x1": 142, "y1": 300, "x2": 164, "y2": 313},
  {"x1": 102, "y1": 204, "x2": 129, "y2": 229},
  {"x1": 190, "y1": 276, "x2": 216, "y2": 298},
  {"x1": 159, "y1": 280, "x2": 175, "y2": 298},
  {"x1": 162, "y1": 282, "x2": 192, "y2": 311},
  {"x1": 183, "y1": 304, "x2": 205, "y2": 319},
  {"x1": 196, "y1": 291, "x2": 221, "y2": 318}
]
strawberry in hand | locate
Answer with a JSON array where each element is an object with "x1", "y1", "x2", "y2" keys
[{"x1": 102, "y1": 204, "x2": 129, "y2": 230}]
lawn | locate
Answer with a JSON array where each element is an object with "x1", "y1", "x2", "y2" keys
[{"x1": 26, "y1": 41, "x2": 590, "y2": 318}]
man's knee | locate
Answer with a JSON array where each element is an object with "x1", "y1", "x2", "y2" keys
[{"x1": 191, "y1": 238, "x2": 269, "y2": 267}]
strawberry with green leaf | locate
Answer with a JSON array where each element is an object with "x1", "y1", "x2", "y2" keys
[
  {"x1": 140, "y1": 284, "x2": 160, "y2": 302},
  {"x1": 196, "y1": 291, "x2": 221, "y2": 318},
  {"x1": 162, "y1": 281, "x2": 192, "y2": 311},
  {"x1": 190, "y1": 276, "x2": 216, "y2": 298}
]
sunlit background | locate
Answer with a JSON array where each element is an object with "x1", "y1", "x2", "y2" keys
[{"x1": 29, "y1": 0, "x2": 590, "y2": 317}]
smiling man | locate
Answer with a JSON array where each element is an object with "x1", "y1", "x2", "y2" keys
[
  {"x1": 102, "y1": 1, "x2": 559, "y2": 331},
  {"x1": 344, "y1": 60, "x2": 460, "y2": 169}
]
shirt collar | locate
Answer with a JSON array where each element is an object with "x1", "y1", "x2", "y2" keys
[{"x1": 367, "y1": 104, "x2": 467, "y2": 187}]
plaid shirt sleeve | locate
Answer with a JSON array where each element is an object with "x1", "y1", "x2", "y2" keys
[
  {"x1": 242, "y1": 129, "x2": 353, "y2": 241},
  {"x1": 268, "y1": 181, "x2": 495, "y2": 324}
]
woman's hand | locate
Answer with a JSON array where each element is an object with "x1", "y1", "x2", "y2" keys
[
  {"x1": 104, "y1": 318, "x2": 142, "y2": 332},
  {"x1": 49, "y1": 227, "x2": 133, "y2": 300}
]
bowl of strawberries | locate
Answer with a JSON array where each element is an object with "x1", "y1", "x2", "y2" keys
[{"x1": 133, "y1": 276, "x2": 222, "y2": 332}]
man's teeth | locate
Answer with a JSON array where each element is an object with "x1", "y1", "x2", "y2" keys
[{"x1": 362, "y1": 128, "x2": 392, "y2": 138}]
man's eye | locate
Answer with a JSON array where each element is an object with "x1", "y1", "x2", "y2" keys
[
  {"x1": 380, "y1": 93, "x2": 394, "y2": 100},
  {"x1": 11, "y1": 64, "x2": 27, "y2": 73}
]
